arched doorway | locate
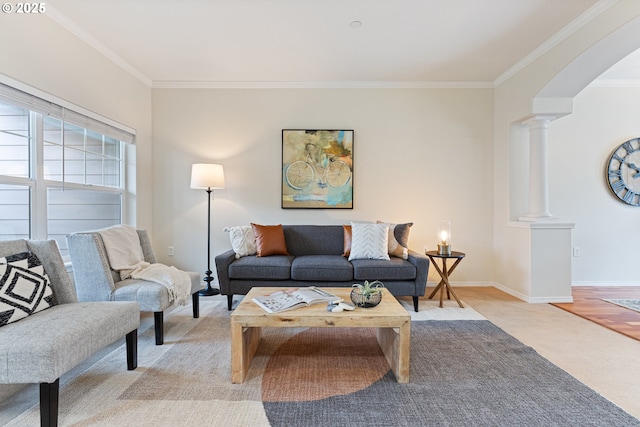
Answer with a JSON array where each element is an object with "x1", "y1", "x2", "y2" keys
[{"x1": 505, "y1": 15, "x2": 640, "y2": 302}]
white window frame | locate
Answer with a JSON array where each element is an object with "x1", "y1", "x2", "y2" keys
[{"x1": 0, "y1": 77, "x2": 135, "y2": 254}]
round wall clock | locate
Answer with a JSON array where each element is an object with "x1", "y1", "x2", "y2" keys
[{"x1": 606, "y1": 137, "x2": 640, "y2": 206}]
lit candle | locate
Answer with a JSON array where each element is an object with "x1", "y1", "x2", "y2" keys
[{"x1": 437, "y1": 220, "x2": 452, "y2": 255}]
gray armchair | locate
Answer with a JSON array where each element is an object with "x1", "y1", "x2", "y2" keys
[
  {"x1": 0, "y1": 239, "x2": 139, "y2": 427},
  {"x1": 67, "y1": 229, "x2": 203, "y2": 345}
]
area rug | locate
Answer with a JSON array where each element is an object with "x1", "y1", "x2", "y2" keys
[
  {"x1": 603, "y1": 298, "x2": 640, "y2": 313},
  {"x1": 5, "y1": 299, "x2": 639, "y2": 426}
]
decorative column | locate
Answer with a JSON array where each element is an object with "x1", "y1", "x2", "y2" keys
[
  {"x1": 507, "y1": 112, "x2": 574, "y2": 303},
  {"x1": 520, "y1": 115, "x2": 555, "y2": 221}
]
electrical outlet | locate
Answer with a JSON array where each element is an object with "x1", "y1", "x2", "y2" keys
[
  {"x1": 168, "y1": 246, "x2": 174, "y2": 256},
  {"x1": 572, "y1": 247, "x2": 580, "y2": 257}
]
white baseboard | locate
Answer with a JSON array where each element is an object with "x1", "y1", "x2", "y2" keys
[
  {"x1": 572, "y1": 281, "x2": 640, "y2": 287},
  {"x1": 427, "y1": 280, "x2": 639, "y2": 303},
  {"x1": 485, "y1": 281, "x2": 573, "y2": 304}
]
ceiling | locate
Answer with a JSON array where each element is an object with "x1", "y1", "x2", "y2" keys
[{"x1": 46, "y1": 0, "x2": 638, "y2": 88}]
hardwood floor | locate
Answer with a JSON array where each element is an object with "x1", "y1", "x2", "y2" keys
[{"x1": 552, "y1": 286, "x2": 640, "y2": 341}]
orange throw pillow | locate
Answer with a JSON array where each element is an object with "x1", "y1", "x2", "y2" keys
[
  {"x1": 251, "y1": 223, "x2": 289, "y2": 256},
  {"x1": 342, "y1": 225, "x2": 352, "y2": 257}
]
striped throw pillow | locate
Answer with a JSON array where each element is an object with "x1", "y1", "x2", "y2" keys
[{"x1": 348, "y1": 222, "x2": 390, "y2": 261}]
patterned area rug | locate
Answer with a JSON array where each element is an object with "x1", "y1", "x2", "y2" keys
[
  {"x1": 603, "y1": 299, "x2": 640, "y2": 313},
  {"x1": 5, "y1": 298, "x2": 639, "y2": 426}
]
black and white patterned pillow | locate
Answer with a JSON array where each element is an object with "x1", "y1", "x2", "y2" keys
[{"x1": 0, "y1": 251, "x2": 55, "y2": 327}]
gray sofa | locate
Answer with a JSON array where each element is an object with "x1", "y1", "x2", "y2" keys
[
  {"x1": 215, "y1": 225, "x2": 429, "y2": 311},
  {"x1": 0, "y1": 239, "x2": 139, "y2": 427}
]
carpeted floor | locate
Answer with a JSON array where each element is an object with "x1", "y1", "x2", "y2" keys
[
  {"x1": 603, "y1": 298, "x2": 640, "y2": 313},
  {"x1": 4, "y1": 298, "x2": 639, "y2": 426}
]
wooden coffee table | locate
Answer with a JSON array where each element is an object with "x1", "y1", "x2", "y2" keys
[{"x1": 230, "y1": 287, "x2": 411, "y2": 384}]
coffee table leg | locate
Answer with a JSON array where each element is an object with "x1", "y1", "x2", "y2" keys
[
  {"x1": 377, "y1": 320, "x2": 410, "y2": 383},
  {"x1": 231, "y1": 322, "x2": 261, "y2": 384}
]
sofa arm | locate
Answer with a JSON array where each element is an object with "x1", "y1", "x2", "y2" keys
[
  {"x1": 215, "y1": 249, "x2": 237, "y2": 294},
  {"x1": 407, "y1": 249, "x2": 429, "y2": 295}
]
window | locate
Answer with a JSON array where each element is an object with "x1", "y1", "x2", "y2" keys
[
  {"x1": 0, "y1": 184, "x2": 30, "y2": 240},
  {"x1": 0, "y1": 83, "x2": 134, "y2": 257}
]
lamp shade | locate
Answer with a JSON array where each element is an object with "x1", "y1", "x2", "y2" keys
[{"x1": 190, "y1": 163, "x2": 225, "y2": 189}]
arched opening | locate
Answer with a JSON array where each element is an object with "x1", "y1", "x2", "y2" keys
[{"x1": 506, "y1": 15, "x2": 640, "y2": 300}]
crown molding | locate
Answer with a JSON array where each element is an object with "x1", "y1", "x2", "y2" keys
[
  {"x1": 46, "y1": 0, "x2": 617, "y2": 91},
  {"x1": 151, "y1": 80, "x2": 494, "y2": 89},
  {"x1": 494, "y1": 0, "x2": 618, "y2": 87},
  {"x1": 45, "y1": 4, "x2": 152, "y2": 87}
]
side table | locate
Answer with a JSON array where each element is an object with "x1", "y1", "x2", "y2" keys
[{"x1": 425, "y1": 250, "x2": 466, "y2": 308}]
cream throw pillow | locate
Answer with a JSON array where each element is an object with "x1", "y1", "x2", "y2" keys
[
  {"x1": 223, "y1": 225, "x2": 257, "y2": 259},
  {"x1": 348, "y1": 222, "x2": 390, "y2": 261},
  {"x1": 377, "y1": 221, "x2": 413, "y2": 259}
]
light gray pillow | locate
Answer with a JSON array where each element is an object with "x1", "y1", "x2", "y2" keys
[{"x1": 348, "y1": 222, "x2": 390, "y2": 261}]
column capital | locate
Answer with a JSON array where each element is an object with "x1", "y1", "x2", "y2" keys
[{"x1": 521, "y1": 114, "x2": 557, "y2": 128}]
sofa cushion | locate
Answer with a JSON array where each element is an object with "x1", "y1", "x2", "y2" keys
[
  {"x1": 352, "y1": 257, "x2": 417, "y2": 281},
  {"x1": 378, "y1": 221, "x2": 413, "y2": 260},
  {"x1": 348, "y1": 222, "x2": 390, "y2": 261},
  {"x1": 228, "y1": 255, "x2": 293, "y2": 280},
  {"x1": 252, "y1": 223, "x2": 290, "y2": 256},
  {"x1": 291, "y1": 255, "x2": 353, "y2": 281},
  {"x1": 224, "y1": 225, "x2": 257, "y2": 258},
  {"x1": 0, "y1": 252, "x2": 55, "y2": 327},
  {"x1": 114, "y1": 279, "x2": 172, "y2": 312},
  {"x1": 0, "y1": 301, "x2": 138, "y2": 384},
  {"x1": 114, "y1": 271, "x2": 202, "y2": 312}
]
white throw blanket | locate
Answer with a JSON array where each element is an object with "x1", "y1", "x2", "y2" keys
[{"x1": 98, "y1": 224, "x2": 191, "y2": 305}]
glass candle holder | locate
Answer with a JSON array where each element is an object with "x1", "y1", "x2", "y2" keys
[{"x1": 437, "y1": 220, "x2": 451, "y2": 255}]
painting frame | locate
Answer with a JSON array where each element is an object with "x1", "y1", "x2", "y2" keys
[{"x1": 282, "y1": 129, "x2": 354, "y2": 209}]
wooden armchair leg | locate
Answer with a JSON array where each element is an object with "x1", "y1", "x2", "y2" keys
[
  {"x1": 413, "y1": 296, "x2": 419, "y2": 312},
  {"x1": 126, "y1": 329, "x2": 138, "y2": 370},
  {"x1": 40, "y1": 379, "x2": 59, "y2": 427},
  {"x1": 192, "y1": 292, "x2": 200, "y2": 318},
  {"x1": 154, "y1": 312, "x2": 164, "y2": 345},
  {"x1": 227, "y1": 294, "x2": 233, "y2": 311}
]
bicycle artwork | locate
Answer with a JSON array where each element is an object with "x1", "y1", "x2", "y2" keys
[{"x1": 282, "y1": 129, "x2": 353, "y2": 209}]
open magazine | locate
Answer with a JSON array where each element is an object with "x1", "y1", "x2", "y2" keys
[{"x1": 252, "y1": 287, "x2": 340, "y2": 313}]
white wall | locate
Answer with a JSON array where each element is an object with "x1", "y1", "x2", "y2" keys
[
  {"x1": 550, "y1": 86, "x2": 640, "y2": 285},
  {"x1": 0, "y1": 13, "x2": 153, "y2": 229},
  {"x1": 152, "y1": 88, "x2": 494, "y2": 284}
]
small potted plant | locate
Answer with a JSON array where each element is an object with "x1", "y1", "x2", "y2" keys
[{"x1": 350, "y1": 280, "x2": 384, "y2": 308}]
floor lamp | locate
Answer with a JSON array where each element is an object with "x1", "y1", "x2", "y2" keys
[{"x1": 190, "y1": 163, "x2": 225, "y2": 296}]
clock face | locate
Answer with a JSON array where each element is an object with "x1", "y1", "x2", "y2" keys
[{"x1": 607, "y1": 138, "x2": 640, "y2": 206}]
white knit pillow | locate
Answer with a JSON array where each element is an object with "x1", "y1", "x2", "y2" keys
[
  {"x1": 223, "y1": 225, "x2": 257, "y2": 259},
  {"x1": 348, "y1": 222, "x2": 390, "y2": 261}
]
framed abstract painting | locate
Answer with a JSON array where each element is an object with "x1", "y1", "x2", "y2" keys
[{"x1": 282, "y1": 129, "x2": 353, "y2": 209}]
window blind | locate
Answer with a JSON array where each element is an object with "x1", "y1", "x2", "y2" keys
[{"x1": 0, "y1": 82, "x2": 135, "y2": 144}]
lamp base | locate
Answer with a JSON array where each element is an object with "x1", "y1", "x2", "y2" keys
[
  {"x1": 200, "y1": 271, "x2": 220, "y2": 296},
  {"x1": 199, "y1": 285, "x2": 220, "y2": 297},
  {"x1": 437, "y1": 244, "x2": 451, "y2": 256}
]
